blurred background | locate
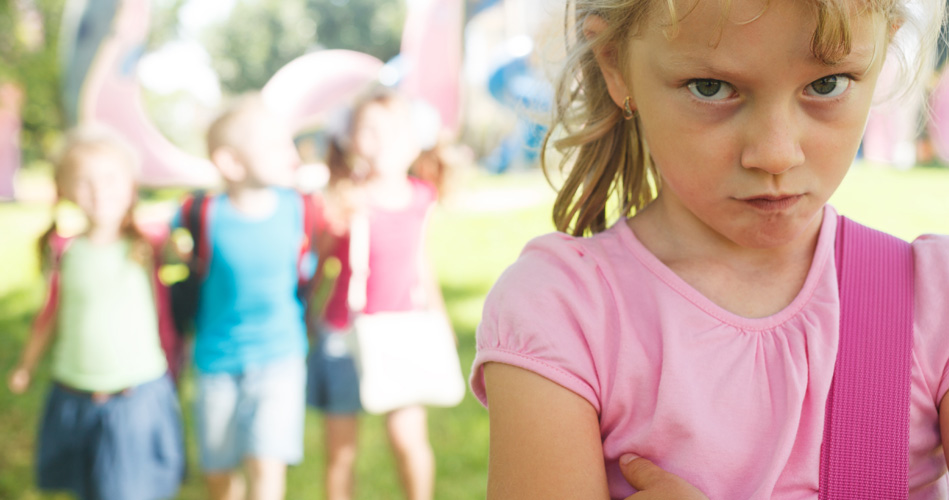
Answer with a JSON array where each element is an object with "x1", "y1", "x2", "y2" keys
[{"x1": 2, "y1": 0, "x2": 949, "y2": 498}]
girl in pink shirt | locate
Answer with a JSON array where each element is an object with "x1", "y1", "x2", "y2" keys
[
  {"x1": 307, "y1": 87, "x2": 449, "y2": 500},
  {"x1": 470, "y1": 0, "x2": 949, "y2": 498}
]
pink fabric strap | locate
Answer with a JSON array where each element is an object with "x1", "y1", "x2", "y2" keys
[{"x1": 820, "y1": 216, "x2": 914, "y2": 499}]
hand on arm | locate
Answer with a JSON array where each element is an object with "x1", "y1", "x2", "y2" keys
[
  {"x1": 483, "y1": 363, "x2": 611, "y2": 500},
  {"x1": 619, "y1": 457, "x2": 709, "y2": 500}
]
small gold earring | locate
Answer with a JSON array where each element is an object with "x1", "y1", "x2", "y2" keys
[{"x1": 623, "y1": 96, "x2": 634, "y2": 120}]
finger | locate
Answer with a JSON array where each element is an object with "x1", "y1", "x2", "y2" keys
[{"x1": 620, "y1": 456, "x2": 667, "y2": 491}]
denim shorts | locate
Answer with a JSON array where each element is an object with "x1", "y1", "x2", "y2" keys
[
  {"x1": 194, "y1": 355, "x2": 306, "y2": 471},
  {"x1": 307, "y1": 327, "x2": 362, "y2": 415},
  {"x1": 37, "y1": 374, "x2": 185, "y2": 500}
]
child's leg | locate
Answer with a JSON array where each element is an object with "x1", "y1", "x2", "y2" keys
[
  {"x1": 325, "y1": 415, "x2": 358, "y2": 500},
  {"x1": 308, "y1": 328, "x2": 363, "y2": 500},
  {"x1": 242, "y1": 355, "x2": 306, "y2": 500},
  {"x1": 195, "y1": 371, "x2": 245, "y2": 500},
  {"x1": 245, "y1": 457, "x2": 287, "y2": 500},
  {"x1": 386, "y1": 406, "x2": 434, "y2": 500},
  {"x1": 206, "y1": 472, "x2": 246, "y2": 500}
]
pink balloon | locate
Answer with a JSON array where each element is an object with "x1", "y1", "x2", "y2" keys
[
  {"x1": 261, "y1": 50, "x2": 384, "y2": 132},
  {"x1": 400, "y1": 0, "x2": 464, "y2": 135},
  {"x1": 80, "y1": 0, "x2": 217, "y2": 187}
]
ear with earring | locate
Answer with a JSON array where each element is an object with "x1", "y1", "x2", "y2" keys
[{"x1": 623, "y1": 96, "x2": 634, "y2": 120}]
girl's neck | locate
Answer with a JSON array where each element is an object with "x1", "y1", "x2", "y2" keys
[
  {"x1": 226, "y1": 185, "x2": 278, "y2": 218},
  {"x1": 84, "y1": 223, "x2": 123, "y2": 245},
  {"x1": 629, "y1": 202, "x2": 823, "y2": 318}
]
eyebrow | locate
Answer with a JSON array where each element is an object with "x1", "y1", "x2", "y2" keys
[
  {"x1": 658, "y1": 41, "x2": 880, "y2": 80},
  {"x1": 831, "y1": 43, "x2": 880, "y2": 75}
]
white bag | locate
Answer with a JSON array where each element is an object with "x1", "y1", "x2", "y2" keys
[
  {"x1": 347, "y1": 212, "x2": 465, "y2": 414},
  {"x1": 350, "y1": 310, "x2": 466, "y2": 414}
]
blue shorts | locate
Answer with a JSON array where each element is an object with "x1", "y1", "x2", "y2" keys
[
  {"x1": 194, "y1": 355, "x2": 306, "y2": 471},
  {"x1": 37, "y1": 374, "x2": 185, "y2": 500},
  {"x1": 307, "y1": 328, "x2": 362, "y2": 414}
]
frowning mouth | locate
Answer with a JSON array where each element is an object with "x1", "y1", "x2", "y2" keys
[{"x1": 737, "y1": 194, "x2": 803, "y2": 211}]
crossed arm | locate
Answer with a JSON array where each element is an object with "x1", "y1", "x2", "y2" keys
[
  {"x1": 483, "y1": 363, "x2": 708, "y2": 500},
  {"x1": 486, "y1": 362, "x2": 949, "y2": 499}
]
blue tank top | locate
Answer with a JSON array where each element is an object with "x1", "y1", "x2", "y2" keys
[{"x1": 181, "y1": 188, "x2": 311, "y2": 373}]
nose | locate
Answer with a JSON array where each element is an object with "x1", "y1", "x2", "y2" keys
[{"x1": 740, "y1": 102, "x2": 805, "y2": 175}]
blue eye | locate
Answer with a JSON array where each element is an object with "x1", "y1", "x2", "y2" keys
[
  {"x1": 805, "y1": 75, "x2": 851, "y2": 97},
  {"x1": 687, "y1": 79, "x2": 734, "y2": 101}
]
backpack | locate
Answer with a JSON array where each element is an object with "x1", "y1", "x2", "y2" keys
[
  {"x1": 43, "y1": 231, "x2": 186, "y2": 383},
  {"x1": 169, "y1": 190, "x2": 317, "y2": 336}
]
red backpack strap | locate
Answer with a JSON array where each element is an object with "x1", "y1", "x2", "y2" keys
[
  {"x1": 820, "y1": 215, "x2": 914, "y2": 499},
  {"x1": 34, "y1": 234, "x2": 72, "y2": 333},
  {"x1": 139, "y1": 223, "x2": 187, "y2": 383}
]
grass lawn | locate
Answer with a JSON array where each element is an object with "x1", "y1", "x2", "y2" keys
[{"x1": 0, "y1": 164, "x2": 947, "y2": 499}]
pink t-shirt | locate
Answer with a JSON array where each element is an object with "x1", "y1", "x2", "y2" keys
[
  {"x1": 471, "y1": 207, "x2": 949, "y2": 499},
  {"x1": 322, "y1": 177, "x2": 437, "y2": 329}
]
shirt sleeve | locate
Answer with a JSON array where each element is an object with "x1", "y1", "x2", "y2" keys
[
  {"x1": 470, "y1": 232, "x2": 616, "y2": 413},
  {"x1": 912, "y1": 234, "x2": 949, "y2": 404}
]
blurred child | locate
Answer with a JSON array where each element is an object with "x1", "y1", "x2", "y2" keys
[
  {"x1": 470, "y1": 0, "x2": 949, "y2": 497},
  {"x1": 7, "y1": 125, "x2": 184, "y2": 500},
  {"x1": 307, "y1": 87, "x2": 448, "y2": 500},
  {"x1": 176, "y1": 94, "x2": 312, "y2": 500}
]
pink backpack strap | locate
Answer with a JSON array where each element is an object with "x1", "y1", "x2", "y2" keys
[{"x1": 820, "y1": 215, "x2": 914, "y2": 499}]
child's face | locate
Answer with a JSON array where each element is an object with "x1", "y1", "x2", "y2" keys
[
  {"x1": 62, "y1": 148, "x2": 136, "y2": 230},
  {"x1": 236, "y1": 115, "x2": 299, "y2": 188},
  {"x1": 351, "y1": 100, "x2": 421, "y2": 179},
  {"x1": 625, "y1": 0, "x2": 886, "y2": 248}
]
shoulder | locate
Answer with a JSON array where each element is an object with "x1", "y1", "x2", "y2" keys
[
  {"x1": 499, "y1": 228, "x2": 625, "y2": 280},
  {"x1": 474, "y1": 230, "x2": 627, "y2": 410},
  {"x1": 910, "y1": 234, "x2": 949, "y2": 401},
  {"x1": 911, "y1": 234, "x2": 949, "y2": 310},
  {"x1": 409, "y1": 176, "x2": 437, "y2": 206},
  {"x1": 483, "y1": 229, "x2": 627, "y2": 326},
  {"x1": 912, "y1": 233, "x2": 949, "y2": 265},
  {"x1": 45, "y1": 231, "x2": 75, "y2": 266}
]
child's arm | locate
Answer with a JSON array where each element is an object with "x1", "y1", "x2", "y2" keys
[
  {"x1": 7, "y1": 272, "x2": 59, "y2": 394},
  {"x1": 483, "y1": 362, "x2": 611, "y2": 499},
  {"x1": 484, "y1": 363, "x2": 710, "y2": 500}
]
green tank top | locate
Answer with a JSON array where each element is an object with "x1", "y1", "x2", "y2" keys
[{"x1": 50, "y1": 237, "x2": 167, "y2": 392}]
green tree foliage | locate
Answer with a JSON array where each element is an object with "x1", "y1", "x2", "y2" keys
[
  {"x1": 0, "y1": 0, "x2": 65, "y2": 167},
  {"x1": 203, "y1": 0, "x2": 406, "y2": 95},
  {"x1": 306, "y1": 0, "x2": 405, "y2": 62},
  {"x1": 203, "y1": 0, "x2": 316, "y2": 94},
  {"x1": 148, "y1": 0, "x2": 188, "y2": 51}
]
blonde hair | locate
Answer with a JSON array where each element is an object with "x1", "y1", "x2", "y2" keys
[
  {"x1": 41, "y1": 125, "x2": 151, "y2": 267},
  {"x1": 206, "y1": 93, "x2": 271, "y2": 158},
  {"x1": 543, "y1": 0, "x2": 946, "y2": 236}
]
